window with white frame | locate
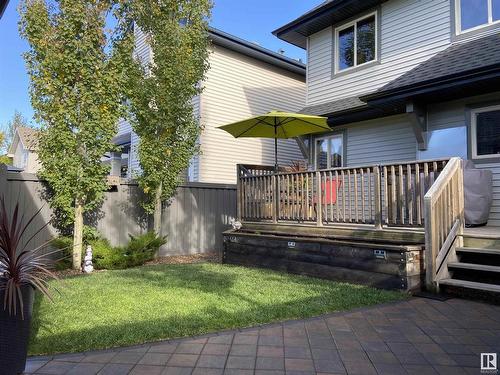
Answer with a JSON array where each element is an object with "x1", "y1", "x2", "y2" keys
[
  {"x1": 455, "y1": 0, "x2": 500, "y2": 34},
  {"x1": 335, "y1": 12, "x2": 377, "y2": 73},
  {"x1": 471, "y1": 105, "x2": 500, "y2": 159},
  {"x1": 315, "y1": 134, "x2": 343, "y2": 169}
]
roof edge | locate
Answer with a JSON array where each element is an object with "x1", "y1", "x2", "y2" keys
[
  {"x1": 272, "y1": 1, "x2": 339, "y2": 39},
  {"x1": 361, "y1": 63, "x2": 500, "y2": 103},
  {"x1": 0, "y1": 0, "x2": 9, "y2": 19},
  {"x1": 209, "y1": 27, "x2": 306, "y2": 76}
]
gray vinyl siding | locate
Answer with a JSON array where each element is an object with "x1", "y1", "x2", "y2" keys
[
  {"x1": 346, "y1": 115, "x2": 417, "y2": 166},
  {"x1": 427, "y1": 92, "x2": 500, "y2": 227},
  {"x1": 307, "y1": 0, "x2": 451, "y2": 105},
  {"x1": 313, "y1": 114, "x2": 417, "y2": 167}
]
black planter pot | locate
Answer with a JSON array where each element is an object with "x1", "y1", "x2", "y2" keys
[{"x1": 0, "y1": 285, "x2": 34, "y2": 375}]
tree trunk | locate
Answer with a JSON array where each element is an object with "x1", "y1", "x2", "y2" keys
[
  {"x1": 153, "y1": 182, "x2": 162, "y2": 236},
  {"x1": 72, "y1": 199, "x2": 84, "y2": 270}
]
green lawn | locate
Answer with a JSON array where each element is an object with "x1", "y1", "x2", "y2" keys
[{"x1": 29, "y1": 263, "x2": 406, "y2": 355}]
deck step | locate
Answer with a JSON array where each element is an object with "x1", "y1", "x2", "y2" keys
[
  {"x1": 456, "y1": 247, "x2": 500, "y2": 255},
  {"x1": 448, "y1": 262, "x2": 500, "y2": 273},
  {"x1": 439, "y1": 278, "x2": 500, "y2": 293}
]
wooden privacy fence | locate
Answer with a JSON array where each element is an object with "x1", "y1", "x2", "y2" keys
[
  {"x1": 0, "y1": 166, "x2": 236, "y2": 255},
  {"x1": 237, "y1": 158, "x2": 450, "y2": 229}
]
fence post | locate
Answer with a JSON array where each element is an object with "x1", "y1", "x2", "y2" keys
[
  {"x1": 374, "y1": 166, "x2": 383, "y2": 229},
  {"x1": 0, "y1": 164, "x2": 7, "y2": 198},
  {"x1": 316, "y1": 171, "x2": 323, "y2": 226}
]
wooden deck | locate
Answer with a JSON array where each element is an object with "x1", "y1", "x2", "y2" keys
[{"x1": 232, "y1": 158, "x2": 500, "y2": 294}]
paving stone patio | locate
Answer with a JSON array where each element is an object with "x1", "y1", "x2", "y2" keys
[{"x1": 25, "y1": 297, "x2": 500, "y2": 375}]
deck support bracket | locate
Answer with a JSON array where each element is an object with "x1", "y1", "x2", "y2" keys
[
  {"x1": 407, "y1": 101, "x2": 428, "y2": 151},
  {"x1": 295, "y1": 136, "x2": 310, "y2": 160}
]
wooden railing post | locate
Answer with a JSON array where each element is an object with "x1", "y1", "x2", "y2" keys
[
  {"x1": 272, "y1": 173, "x2": 278, "y2": 223},
  {"x1": 423, "y1": 157, "x2": 463, "y2": 292},
  {"x1": 236, "y1": 164, "x2": 242, "y2": 221},
  {"x1": 316, "y1": 171, "x2": 323, "y2": 226},
  {"x1": 424, "y1": 198, "x2": 435, "y2": 291},
  {"x1": 374, "y1": 166, "x2": 383, "y2": 230}
]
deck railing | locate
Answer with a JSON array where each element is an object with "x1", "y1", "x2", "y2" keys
[
  {"x1": 424, "y1": 157, "x2": 464, "y2": 291},
  {"x1": 237, "y1": 158, "x2": 450, "y2": 229}
]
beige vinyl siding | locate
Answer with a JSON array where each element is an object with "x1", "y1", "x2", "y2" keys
[
  {"x1": 197, "y1": 44, "x2": 306, "y2": 184},
  {"x1": 427, "y1": 92, "x2": 500, "y2": 227},
  {"x1": 307, "y1": 0, "x2": 451, "y2": 105}
]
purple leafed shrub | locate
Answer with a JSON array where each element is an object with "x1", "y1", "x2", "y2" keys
[{"x1": 0, "y1": 196, "x2": 58, "y2": 318}]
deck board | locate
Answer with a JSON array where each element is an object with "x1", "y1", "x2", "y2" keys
[{"x1": 463, "y1": 226, "x2": 500, "y2": 239}]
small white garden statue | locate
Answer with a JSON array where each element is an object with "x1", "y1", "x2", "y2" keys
[
  {"x1": 82, "y1": 245, "x2": 94, "y2": 273},
  {"x1": 230, "y1": 218, "x2": 242, "y2": 230}
]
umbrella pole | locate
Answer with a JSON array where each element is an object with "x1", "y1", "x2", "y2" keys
[
  {"x1": 274, "y1": 124, "x2": 278, "y2": 173},
  {"x1": 273, "y1": 126, "x2": 278, "y2": 223}
]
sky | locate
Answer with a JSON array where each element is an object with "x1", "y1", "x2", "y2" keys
[{"x1": 0, "y1": 0, "x2": 318, "y2": 128}]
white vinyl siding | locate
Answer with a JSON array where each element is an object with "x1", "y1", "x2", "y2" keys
[
  {"x1": 197, "y1": 44, "x2": 306, "y2": 184},
  {"x1": 307, "y1": 0, "x2": 451, "y2": 105}
]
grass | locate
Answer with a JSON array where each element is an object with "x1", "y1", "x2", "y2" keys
[{"x1": 29, "y1": 263, "x2": 407, "y2": 355}]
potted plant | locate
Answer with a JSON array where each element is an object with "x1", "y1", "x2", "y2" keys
[{"x1": 0, "y1": 197, "x2": 57, "y2": 374}]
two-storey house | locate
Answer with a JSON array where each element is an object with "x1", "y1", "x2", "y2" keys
[
  {"x1": 115, "y1": 27, "x2": 307, "y2": 184},
  {"x1": 223, "y1": 0, "x2": 500, "y2": 295},
  {"x1": 274, "y1": 0, "x2": 500, "y2": 227}
]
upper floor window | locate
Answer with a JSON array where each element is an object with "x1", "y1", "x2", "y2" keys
[
  {"x1": 335, "y1": 12, "x2": 378, "y2": 73},
  {"x1": 471, "y1": 105, "x2": 500, "y2": 159},
  {"x1": 456, "y1": 0, "x2": 500, "y2": 34}
]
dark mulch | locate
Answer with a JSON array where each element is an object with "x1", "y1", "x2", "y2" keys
[
  {"x1": 145, "y1": 252, "x2": 220, "y2": 265},
  {"x1": 54, "y1": 253, "x2": 220, "y2": 278}
]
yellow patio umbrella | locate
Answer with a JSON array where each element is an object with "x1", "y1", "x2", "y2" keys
[{"x1": 218, "y1": 111, "x2": 330, "y2": 171}]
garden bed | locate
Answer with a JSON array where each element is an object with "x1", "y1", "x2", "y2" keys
[{"x1": 30, "y1": 263, "x2": 407, "y2": 355}]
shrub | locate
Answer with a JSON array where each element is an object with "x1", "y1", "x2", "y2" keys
[
  {"x1": 123, "y1": 232, "x2": 166, "y2": 268},
  {"x1": 52, "y1": 231, "x2": 166, "y2": 271},
  {"x1": 90, "y1": 238, "x2": 124, "y2": 270}
]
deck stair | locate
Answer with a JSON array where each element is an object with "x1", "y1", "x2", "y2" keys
[{"x1": 439, "y1": 230, "x2": 500, "y2": 295}]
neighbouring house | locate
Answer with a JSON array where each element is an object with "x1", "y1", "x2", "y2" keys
[
  {"x1": 115, "y1": 27, "x2": 307, "y2": 184},
  {"x1": 8, "y1": 126, "x2": 41, "y2": 173},
  {"x1": 223, "y1": 0, "x2": 500, "y2": 295}
]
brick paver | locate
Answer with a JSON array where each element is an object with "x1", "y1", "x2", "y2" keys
[{"x1": 25, "y1": 298, "x2": 500, "y2": 374}]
